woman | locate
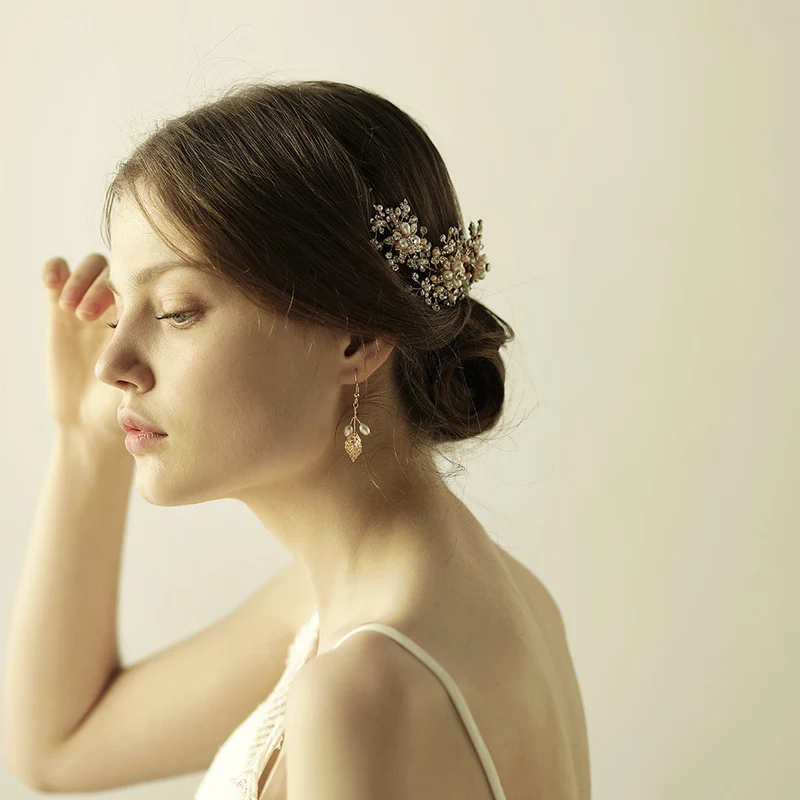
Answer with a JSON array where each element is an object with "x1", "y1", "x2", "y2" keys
[{"x1": 11, "y1": 80, "x2": 590, "y2": 799}]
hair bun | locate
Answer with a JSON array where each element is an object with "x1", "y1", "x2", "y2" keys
[{"x1": 398, "y1": 298, "x2": 514, "y2": 444}]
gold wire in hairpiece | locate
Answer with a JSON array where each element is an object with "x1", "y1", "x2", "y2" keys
[{"x1": 369, "y1": 198, "x2": 490, "y2": 311}]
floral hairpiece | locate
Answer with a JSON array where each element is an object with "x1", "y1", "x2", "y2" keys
[{"x1": 369, "y1": 198, "x2": 490, "y2": 311}]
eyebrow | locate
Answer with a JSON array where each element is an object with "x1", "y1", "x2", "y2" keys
[{"x1": 105, "y1": 262, "x2": 195, "y2": 296}]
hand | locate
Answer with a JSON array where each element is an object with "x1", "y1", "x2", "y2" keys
[{"x1": 41, "y1": 253, "x2": 125, "y2": 446}]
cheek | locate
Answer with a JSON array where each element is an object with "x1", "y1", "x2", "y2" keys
[
  {"x1": 179, "y1": 331, "x2": 334, "y2": 461},
  {"x1": 188, "y1": 355, "x2": 292, "y2": 440},
  {"x1": 207, "y1": 391, "x2": 328, "y2": 478}
]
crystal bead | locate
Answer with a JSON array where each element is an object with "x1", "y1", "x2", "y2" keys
[
  {"x1": 344, "y1": 424, "x2": 353, "y2": 436},
  {"x1": 359, "y1": 422, "x2": 370, "y2": 436}
]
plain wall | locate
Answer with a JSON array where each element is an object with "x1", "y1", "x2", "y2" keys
[{"x1": 1, "y1": 1, "x2": 796, "y2": 798}]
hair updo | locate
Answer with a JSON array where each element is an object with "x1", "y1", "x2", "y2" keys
[{"x1": 100, "y1": 79, "x2": 515, "y2": 457}]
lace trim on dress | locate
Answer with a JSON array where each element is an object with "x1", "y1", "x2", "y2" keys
[{"x1": 230, "y1": 609, "x2": 320, "y2": 798}]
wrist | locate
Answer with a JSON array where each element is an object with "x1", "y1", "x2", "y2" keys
[{"x1": 54, "y1": 427, "x2": 133, "y2": 471}]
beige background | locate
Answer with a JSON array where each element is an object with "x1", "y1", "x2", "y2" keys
[{"x1": 1, "y1": 1, "x2": 796, "y2": 798}]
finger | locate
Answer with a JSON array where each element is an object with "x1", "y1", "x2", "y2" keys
[
  {"x1": 75, "y1": 263, "x2": 115, "y2": 321},
  {"x1": 57, "y1": 253, "x2": 109, "y2": 312},
  {"x1": 42, "y1": 257, "x2": 68, "y2": 301}
]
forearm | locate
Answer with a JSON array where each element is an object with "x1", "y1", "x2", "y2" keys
[{"x1": 3, "y1": 430, "x2": 134, "y2": 778}]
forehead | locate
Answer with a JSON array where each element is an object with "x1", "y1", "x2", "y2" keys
[
  {"x1": 108, "y1": 190, "x2": 199, "y2": 265},
  {"x1": 107, "y1": 194, "x2": 212, "y2": 295},
  {"x1": 104, "y1": 262, "x2": 200, "y2": 296}
]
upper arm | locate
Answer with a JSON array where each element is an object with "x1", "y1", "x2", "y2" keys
[
  {"x1": 283, "y1": 637, "x2": 415, "y2": 800},
  {"x1": 37, "y1": 559, "x2": 315, "y2": 794}
]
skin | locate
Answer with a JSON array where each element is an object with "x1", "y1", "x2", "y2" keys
[{"x1": 94, "y1": 192, "x2": 500, "y2": 655}]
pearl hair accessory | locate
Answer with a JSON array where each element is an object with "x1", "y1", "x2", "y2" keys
[
  {"x1": 344, "y1": 198, "x2": 492, "y2": 462},
  {"x1": 369, "y1": 198, "x2": 491, "y2": 311}
]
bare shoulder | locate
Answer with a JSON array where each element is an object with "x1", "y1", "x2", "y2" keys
[
  {"x1": 286, "y1": 627, "x2": 427, "y2": 745},
  {"x1": 283, "y1": 637, "x2": 429, "y2": 800},
  {"x1": 289, "y1": 625, "x2": 411, "y2": 709}
]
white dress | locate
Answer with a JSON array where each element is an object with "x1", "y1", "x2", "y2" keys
[{"x1": 195, "y1": 607, "x2": 508, "y2": 800}]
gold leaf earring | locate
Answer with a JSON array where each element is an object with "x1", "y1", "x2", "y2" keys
[{"x1": 344, "y1": 367, "x2": 371, "y2": 462}]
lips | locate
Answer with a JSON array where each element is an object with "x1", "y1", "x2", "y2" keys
[{"x1": 117, "y1": 408, "x2": 167, "y2": 436}]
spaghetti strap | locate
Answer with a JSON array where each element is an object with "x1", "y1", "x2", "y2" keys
[{"x1": 331, "y1": 622, "x2": 509, "y2": 800}]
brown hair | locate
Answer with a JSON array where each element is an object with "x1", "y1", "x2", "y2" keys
[{"x1": 100, "y1": 79, "x2": 515, "y2": 460}]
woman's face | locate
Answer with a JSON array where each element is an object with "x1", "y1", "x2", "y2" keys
[{"x1": 95, "y1": 193, "x2": 351, "y2": 506}]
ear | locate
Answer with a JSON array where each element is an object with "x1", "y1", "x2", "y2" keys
[{"x1": 340, "y1": 333, "x2": 397, "y2": 385}]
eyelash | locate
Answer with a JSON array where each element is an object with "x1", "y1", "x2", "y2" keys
[{"x1": 105, "y1": 311, "x2": 197, "y2": 330}]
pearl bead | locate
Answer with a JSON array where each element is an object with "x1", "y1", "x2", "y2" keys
[{"x1": 359, "y1": 423, "x2": 371, "y2": 436}]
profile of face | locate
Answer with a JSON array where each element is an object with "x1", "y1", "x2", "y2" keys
[{"x1": 95, "y1": 193, "x2": 372, "y2": 507}]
